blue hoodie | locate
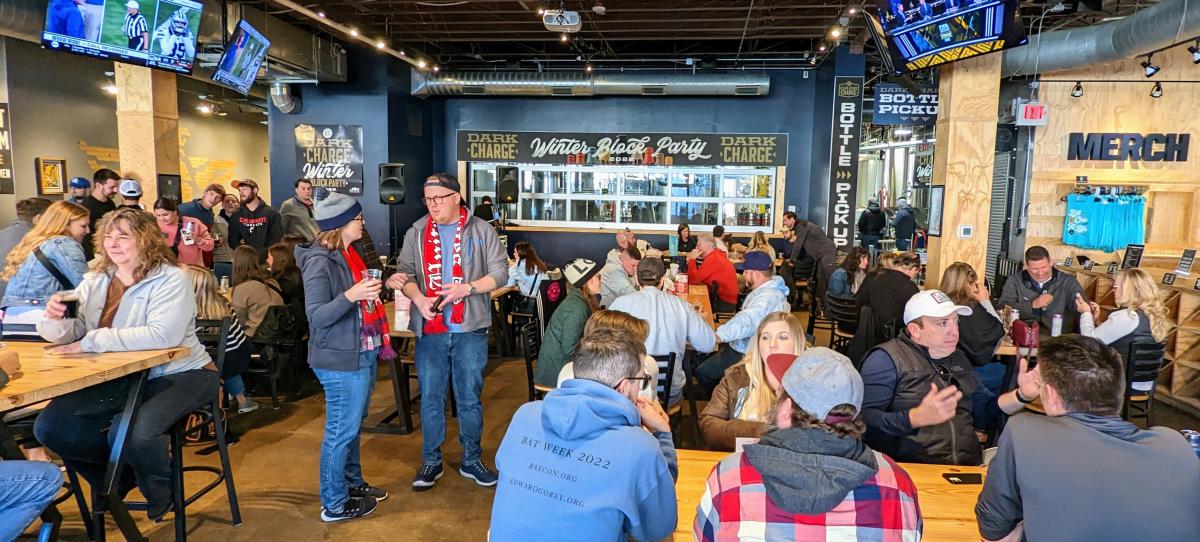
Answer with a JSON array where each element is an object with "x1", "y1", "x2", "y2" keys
[
  {"x1": 491, "y1": 379, "x2": 679, "y2": 542},
  {"x1": 715, "y1": 275, "x2": 791, "y2": 353}
]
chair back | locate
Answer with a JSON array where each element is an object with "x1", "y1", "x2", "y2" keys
[
  {"x1": 520, "y1": 321, "x2": 542, "y2": 401},
  {"x1": 252, "y1": 305, "x2": 297, "y2": 347},
  {"x1": 826, "y1": 294, "x2": 859, "y2": 334},
  {"x1": 651, "y1": 353, "x2": 677, "y2": 411},
  {"x1": 793, "y1": 258, "x2": 816, "y2": 281},
  {"x1": 195, "y1": 317, "x2": 232, "y2": 375},
  {"x1": 1125, "y1": 337, "x2": 1166, "y2": 392},
  {"x1": 993, "y1": 256, "x2": 1023, "y2": 303},
  {"x1": 535, "y1": 277, "x2": 569, "y2": 338}
]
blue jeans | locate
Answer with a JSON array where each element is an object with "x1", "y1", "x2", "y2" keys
[
  {"x1": 895, "y1": 238, "x2": 911, "y2": 251},
  {"x1": 860, "y1": 234, "x2": 881, "y2": 250},
  {"x1": 224, "y1": 375, "x2": 246, "y2": 397},
  {"x1": 312, "y1": 348, "x2": 378, "y2": 511},
  {"x1": 0, "y1": 461, "x2": 62, "y2": 541},
  {"x1": 414, "y1": 329, "x2": 489, "y2": 465}
]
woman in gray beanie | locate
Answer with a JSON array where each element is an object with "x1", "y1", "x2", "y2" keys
[{"x1": 294, "y1": 188, "x2": 393, "y2": 522}]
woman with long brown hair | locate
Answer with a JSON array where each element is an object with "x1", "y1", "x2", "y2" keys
[
  {"x1": 34, "y1": 207, "x2": 216, "y2": 522},
  {"x1": 700, "y1": 312, "x2": 807, "y2": 451},
  {"x1": 230, "y1": 245, "x2": 284, "y2": 339},
  {"x1": 506, "y1": 240, "x2": 548, "y2": 311},
  {"x1": 535, "y1": 257, "x2": 602, "y2": 387},
  {"x1": 1, "y1": 201, "x2": 90, "y2": 323},
  {"x1": 153, "y1": 197, "x2": 214, "y2": 267},
  {"x1": 1075, "y1": 267, "x2": 1170, "y2": 391}
]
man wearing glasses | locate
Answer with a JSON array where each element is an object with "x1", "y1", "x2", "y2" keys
[
  {"x1": 490, "y1": 329, "x2": 677, "y2": 541},
  {"x1": 859, "y1": 290, "x2": 1040, "y2": 465},
  {"x1": 395, "y1": 173, "x2": 509, "y2": 491}
]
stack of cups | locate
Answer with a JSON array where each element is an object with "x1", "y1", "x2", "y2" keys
[{"x1": 395, "y1": 291, "x2": 411, "y2": 329}]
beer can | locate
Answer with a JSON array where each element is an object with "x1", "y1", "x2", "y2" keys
[{"x1": 1051, "y1": 314, "x2": 1063, "y2": 337}]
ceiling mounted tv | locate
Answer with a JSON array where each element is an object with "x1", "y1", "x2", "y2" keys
[
  {"x1": 868, "y1": 0, "x2": 1028, "y2": 74},
  {"x1": 212, "y1": 19, "x2": 271, "y2": 95},
  {"x1": 42, "y1": 0, "x2": 203, "y2": 75}
]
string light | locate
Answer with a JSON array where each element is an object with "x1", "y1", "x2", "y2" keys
[
  {"x1": 316, "y1": 10, "x2": 325, "y2": 18},
  {"x1": 818, "y1": 44, "x2": 827, "y2": 52},
  {"x1": 418, "y1": 59, "x2": 427, "y2": 68},
  {"x1": 349, "y1": 28, "x2": 359, "y2": 37},
  {"x1": 432, "y1": 65, "x2": 440, "y2": 72},
  {"x1": 848, "y1": 6, "x2": 858, "y2": 15},
  {"x1": 586, "y1": 64, "x2": 593, "y2": 72},
  {"x1": 830, "y1": 26, "x2": 842, "y2": 38},
  {"x1": 560, "y1": 34, "x2": 569, "y2": 43},
  {"x1": 375, "y1": 40, "x2": 386, "y2": 49}
]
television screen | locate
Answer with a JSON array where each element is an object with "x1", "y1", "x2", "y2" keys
[
  {"x1": 870, "y1": 0, "x2": 1028, "y2": 74},
  {"x1": 212, "y1": 19, "x2": 271, "y2": 95},
  {"x1": 42, "y1": 0, "x2": 203, "y2": 75}
]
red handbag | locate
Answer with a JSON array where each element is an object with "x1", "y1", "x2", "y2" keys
[{"x1": 1011, "y1": 319, "x2": 1039, "y2": 351}]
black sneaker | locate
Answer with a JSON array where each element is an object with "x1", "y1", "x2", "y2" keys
[
  {"x1": 458, "y1": 459, "x2": 498, "y2": 487},
  {"x1": 411, "y1": 463, "x2": 443, "y2": 491},
  {"x1": 349, "y1": 483, "x2": 389, "y2": 502},
  {"x1": 320, "y1": 496, "x2": 378, "y2": 523}
]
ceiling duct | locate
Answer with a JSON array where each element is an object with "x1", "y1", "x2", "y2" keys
[
  {"x1": 412, "y1": 72, "x2": 770, "y2": 98},
  {"x1": 1002, "y1": 0, "x2": 1200, "y2": 77},
  {"x1": 270, "y1": 82, "x2": 301, "y2": 114}
]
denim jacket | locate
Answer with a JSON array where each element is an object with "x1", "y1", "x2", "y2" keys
[
  {"x1": 1, "y1": 236, "x2": 87, "y2": 308},
  {"x1": 506, "y1": 258, "x2": 544, "y2": 298}
]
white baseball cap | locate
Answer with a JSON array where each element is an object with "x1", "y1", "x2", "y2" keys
[
  {"x1": 118, "y1": 179, "x2": 143, "y2": 198},
  {"x1": 903, "y1": 289, "x2": 973, "y2": 325}
]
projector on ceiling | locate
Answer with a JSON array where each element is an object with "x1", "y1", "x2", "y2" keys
[{"x1": 543, "y1": 10, "x2": 582, "y2": 33}]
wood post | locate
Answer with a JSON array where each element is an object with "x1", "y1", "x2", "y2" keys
[{"x1": 114, "y1": 63, "x2": 179, "y2": 204}]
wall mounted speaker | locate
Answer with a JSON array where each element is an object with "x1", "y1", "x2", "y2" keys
[
  {"x1": 379, "y1": 163, "x2": 405, "y2": 205},
  {"x1": 496, "y1": 166, "x2": 519, "y2": 204}
]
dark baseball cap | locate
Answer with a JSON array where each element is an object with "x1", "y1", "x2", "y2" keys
[
  {"x1": 424, "y1": 173, "x2": 461, "y2": 193},
  {"x1": 743, "y1": 251, "x2": 773, "y2": 271},
  {"x1": 637, "y1": 257, "x2": 665, "y2": 283}
]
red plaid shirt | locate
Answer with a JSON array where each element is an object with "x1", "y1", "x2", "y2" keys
[{"x1": 694, "y1": 450, "x2": 922, "y2": 541}]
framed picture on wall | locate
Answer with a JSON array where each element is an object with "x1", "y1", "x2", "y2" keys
[
  {"x1": 35, "y1": 157, "x2": 66, "y2": 196},
  {"x1": 928, "y1": 185, "x2": 945, "y2": 237}
]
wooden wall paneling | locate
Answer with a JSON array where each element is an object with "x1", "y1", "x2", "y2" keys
[{"x1": 115, "y1": 63, "x2": 179, "y2": 203}]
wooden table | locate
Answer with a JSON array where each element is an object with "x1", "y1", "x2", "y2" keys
[
  {"x1": 0, "y1": 343, "x2": 190, "y2": 542},
  {"x1": 675, "y1": 284, "x2": 715, "y2": 328},
  {"x1": 673, "y1": 449, "x2": 986, "y2": 541}
]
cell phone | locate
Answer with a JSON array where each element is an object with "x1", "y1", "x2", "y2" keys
[
  {"x1": 942, "y1": 472, "x2": 983, "y2": 484},
  {"x1": 431, "y1": 294, "x2": 447, "y2": 313}
]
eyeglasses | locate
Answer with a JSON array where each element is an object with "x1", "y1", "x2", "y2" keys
[
  {"x1": 620, "y1": 373, "x2": 655, "y2": 393},
  {"x1": 422, "y1": 193, "x2": 457, "y2": 207}
]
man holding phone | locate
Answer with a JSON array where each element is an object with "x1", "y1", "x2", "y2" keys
[{"x1": 975, "y1": 335, "x2": 1200, "y2": 541}]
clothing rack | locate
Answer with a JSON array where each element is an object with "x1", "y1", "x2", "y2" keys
[{"x1": 1060, "y1": 185, "x2": 1146, "y2": 201}]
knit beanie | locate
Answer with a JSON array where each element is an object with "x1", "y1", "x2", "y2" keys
[{"x1": 314, "y1": 187, "x2": 362, "y2": 231}]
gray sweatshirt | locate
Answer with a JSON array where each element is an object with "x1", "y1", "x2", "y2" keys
[
  {"x1": 395, "y1": 212, "x2": 508, "y2": 337},
  {"x1": 998, "y1": 268, "x2": 1085, "y2": 333},
  {"x1": 975, "y1": 412, "x2": 1200, "y2": 542}
]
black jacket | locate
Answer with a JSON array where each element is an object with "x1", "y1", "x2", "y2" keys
[
  {"x1": 228, "y1": 199, "x2": 284, "y2": 262},
  {"x1": 80, "y1": 194, "x2": 116, "y2": 260},
  {"x1": 893, "y1": 207, "x2": 917, "y2": 241},
  {"x1": 957, "y1": 301, "x2": 1006, "y2": 367},
  {"x1": 857, "y1": 204, "x2": 887, "y2": 235},
  {"x1": 857, "y1": 269, "x2": 920, "y2": 332}
]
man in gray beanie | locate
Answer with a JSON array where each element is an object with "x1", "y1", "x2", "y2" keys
[{"x1": 395, "y1": 173, "x2": 508, "y2": 491}]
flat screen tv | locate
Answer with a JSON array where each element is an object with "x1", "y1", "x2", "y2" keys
[
  {"x1": 212, "y1": 19, "x2": 271, "y2": 95},
  {"x1": 42, "y1": 0, "x2": 204, "y2": 74},
  {"x1": 868, "y1": 0, "x2": 1028, "y2": 74}
]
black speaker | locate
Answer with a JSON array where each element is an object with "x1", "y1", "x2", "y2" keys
[
  {"x1": 379, "y1": 163, "x2": 405, "y2": 205},
  {"x1": 496, "y1": 166, "x2": 519, "y2": 204}
]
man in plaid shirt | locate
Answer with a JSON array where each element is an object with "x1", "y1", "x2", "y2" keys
[{"x1": 695, "y1": 348, "x2": 923, "y2": 541}]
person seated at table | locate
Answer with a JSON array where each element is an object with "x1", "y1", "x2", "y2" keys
[
  {"x1": 557, "y1": 309, "x2": 659, "y2": 402},
  {"x1": 699, "y1": 312, "x2": 805, "y2": 451},
  {"x1": 609, "y1": 258, "x2": 717, "y2": 405},
  {"x1": 33, "y1": 207, "x2": 218, "y2": 521},
  {"x1": 296, "y1": 188, "x2": 393, "y2": 521},
  {"x1": 267, "y1": 242, "x2": 307, "y2": 331},
  {"x1": 848, "y1": 251, "x2": 921, "y2": 362},
  {"x1": 745, "y1": 231, "x2": 776, "y2": 261},
  {"x1": 687, "y1": 234, "x2": 738, "y2": 313},
  {"x1": 827, "y1": 246, "x2": 869, "y2": 301},
  {"x1": 599, "y1": 244, "x2": 641, "y2": 307},
  {"x1": 712, "y1": 225, "x2": 732, "y2": 248},
  {"x1": 860, "y1": 290, "x2": 1039, "y2": 465},
  {"x1": 1, "y1": 201, "x2": 89, "y2": 326},
  {"x1": 230, "y1": 245, "x2": 285, "y2": 339},
  {"x1": 975, "y1": 335, "x2": 1200, "y2": 542},
  {"x1": 505, "y1": 240, "x2": 547, "y2": 313},
  {"x1": 0, "y1": 197, "x2": 53, "y2": 274},
  {"x1": 694, "y1": 347, "x2": 922, "y2": 541},
  {"x1": 181, "y1": 265, "x2": 258, "y2": 414},
  {"x1": 940, "y1": 262, "x2": 1006, "y2": 438},
  {"x1": 1074, "y1": 267, "x2": 1168, "y2": 393},
  {"x1": 677, "y1": 223, "x2": 697, "y2": 254},
  {"x1": 534, "y1": 257, "x2": 601, "y2": 388},
  {"x1": 491, "y1": 329, "x2": 678, "y2": 542},
  {"x1": 606, "y1": 228, "x2": 651, "y2": 266},
  {"x1": 152, "y1": 197, "x2": 214, "y2": 267},
  {"x1": 998, "y1": 245, "x2": 1085, "y2": 335},
  {"x1": 696, "y1": 252, "x2": 791, "y2": 393}
]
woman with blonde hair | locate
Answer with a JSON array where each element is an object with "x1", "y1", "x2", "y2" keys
[
  {"x1": 700, "y1": 311, "x2": 806, "y2": 451},
  {"x1": 181, "y1": 265, "x2": 258, "y2": 413},
  {"x1": 556, "y1": 309, "x2": 659, "y2": 401},
  {"x1": 747, "y1": 231, "x2": 776, "y2": 261},
  {"x1": 940, "y1": 262, "x2": 1005, "y2": 367},
  {"x1": 34, "y1": 207, "x2": 216, "y2": 522},
  {"x1": 1, "y1": 201, "x2": 90, "y2": 325},
  {"x1": 1075, "y1": 267, "x2": 1169, "y2": 391}
]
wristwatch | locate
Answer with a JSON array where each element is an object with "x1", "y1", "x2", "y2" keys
[{"x1": 468, "y1": 284, "x2": 477, "y2": 296}]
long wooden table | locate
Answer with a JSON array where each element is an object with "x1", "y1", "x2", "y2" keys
[
  {"x1": 0, "y1": 342, "x2": 190, "y2": 542},
  {"x1": 675, "y1": 284, "x2": 715, "y2": 328},
  {"x1": 673, "y1": 449, "x2": 986, "y2": 541}
]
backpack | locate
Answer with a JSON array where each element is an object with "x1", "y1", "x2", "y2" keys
[{"x1": 252, "y1": 304, "x2": 297, "y2": 347}]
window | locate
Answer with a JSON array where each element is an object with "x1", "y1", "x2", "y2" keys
[{"x1": 468, "y1": 163, "x2": 777, "y2": 232}]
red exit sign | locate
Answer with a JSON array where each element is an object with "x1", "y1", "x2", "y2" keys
[{"x1": 1016, "y1": 102, "x2": 1049, "y2": 126}]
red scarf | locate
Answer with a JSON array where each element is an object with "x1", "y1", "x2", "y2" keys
[
  {"x1": 422, "y1": 207, "x2": 468, "y2": 334},
  {"x1": 342, "y1": 247, "x2": 395, "y2": 360}
]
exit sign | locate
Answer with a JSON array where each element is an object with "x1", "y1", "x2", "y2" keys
[{"x1": 1016, "y1": 102, "x2": 1049, "y2": 126}]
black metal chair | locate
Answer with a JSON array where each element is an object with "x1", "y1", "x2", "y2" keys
[
  {"x1": 993, "y1": 256, "x2": 1023, "y2": 304},
  {"x1": 245, "y1": 305, "x2": 297, "y2": 409},
  {"x1": 124, "y1": 317, "x2": 241, "y2": 542},
  {"x1": 825, "y1": 294, "x2": 860, "y2": 353},
  {"x1": 791, "y1": 257, "x2": 817, "y2": 310},
  {"x1": 520, "y1": 321, "x2": 552, "y2": 401},
  {"x1": 1122, "y1": 338, "x2": 1167, "y2": 425},
  {"x1": 709, "y1": 283, "x2": 736, "y2": 324},
  {"x1": 651, "y1": 353, "x2": 678, "y2": 414}
]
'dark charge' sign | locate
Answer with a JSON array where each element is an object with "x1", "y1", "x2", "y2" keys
[
  {"x1": 456, "y1": 130, "x2": 789, "y2": 167},
  {"x1": 295, "y1": 124, "x2": 364, "y2": 196}
]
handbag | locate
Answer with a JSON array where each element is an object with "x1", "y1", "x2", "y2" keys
[{"x1": 1011, "y1": 318, "x2": 1039, "y2": 362}]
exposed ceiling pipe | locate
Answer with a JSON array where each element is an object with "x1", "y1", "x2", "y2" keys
[
  {"x1": 1002, "y1": 0, "x2": 1200, "y2": 77},
  {"x1": 270, "y1": 82, "x2": 302, "y2": 114},
  {"x1": 411, "y1": 71, "x2": 771, "y2": 97}
]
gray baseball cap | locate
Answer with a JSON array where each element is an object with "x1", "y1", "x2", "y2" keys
[{"x1": 780, "y1": 347, "x2": 863, "y2": 422}]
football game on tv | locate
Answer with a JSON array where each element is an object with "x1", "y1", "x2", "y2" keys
[
  {"x1": 212, "y1": 19, "x2": 271, "y2": 95},
  {"x1": 42, "y1": 0, "x2": 204, "y2": 75}
]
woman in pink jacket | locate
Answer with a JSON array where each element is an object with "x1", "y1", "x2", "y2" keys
[{"x1": 153, "y1": 197, "x2": 214, "y2": 266}]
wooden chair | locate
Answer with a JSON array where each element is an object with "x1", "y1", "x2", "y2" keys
[
  {"x1": 1122, "y1": 338, "x2": 1167, "y2": 425},
  {"x1": 825, "y1": 294, "x2": 860, "y2": 353}
]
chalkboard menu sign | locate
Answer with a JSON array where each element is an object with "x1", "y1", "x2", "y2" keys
[
  {"x1": 1121, "y1": 244, "x2": 1145, "y2": 270},
  {"x1": 1176, "y1": 249, "x2": 1196, "y2": 277}
]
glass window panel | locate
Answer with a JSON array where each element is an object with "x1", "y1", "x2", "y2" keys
[
  {"x1": 621, "y1": 201, "x2": 668, "y2": 225},
  {"x1": 691, "y1": 174, "x2": 719, "y2": 198},
  {"x1": 521, "y1": 198, "x2": 568, "y2": 222},
  {"x1": 753, "y1": 175, "x2": 772, "y2": 198},
  {"x1": 473, "y1": 168, "x2": 496, "y2": 192},
  {"x1": 573, "y1": 171, "x2": 618, "y2": 195},
  {"x1": 572, "y1": 200, "x2": 617, "y2": 223},
  {"x1": 722, "y1": 174, "x2": 756, "y2": 198},
  {"x1": 670, "y1": 202, "x2": 719, "y2": 225},
  {"x1": 730, "y1": 203, "x2": 772, "y2": 227},
  {"x1": 523, "y1": 170, "x2": 568, "y2": 194}
]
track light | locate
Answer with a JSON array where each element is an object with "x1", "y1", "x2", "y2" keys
[
  {"x1": 102, "y1": 82, "x2": 118, "y2": 95},
  {"x1": 375, "y1": 40, "x2": 386, "y2": 49},
  {"x1": 560, "y1": 34, "x2": 569, "y2": 43},
  {"x1": 585, "y1": 64, "x2": 593, "y2": 72},
  {"x1": 1150, "y1": 81, "x2": 1163, "y2": 98},
  {"x1": 830, "y1": 26, "x2": 842, "y2": 39},
  {"x1": 417, "y1": 59, "x2": 427, "y2": 68},
  {"x1": 316, "y1": 10, "x2": 325, "y2": 18},
  {"x1": 1189, "y1": 41, "x2": 1200, "y2": 64},
  {"x1": 818, "y1": 43, "x2": 827, "y2": 52},
  {"x1": 1141, "y1": 55, "x2": 1160, "y2": 77},
  {"x1": 592, "y1": 0, "x2": 606, "y2": 15},
  {"x1": 349, "y1": 28, "x2": 359, "y2": 37},
  {"x1": 1071, "y1": 82, "x2": 1083, "y2": 98}
]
